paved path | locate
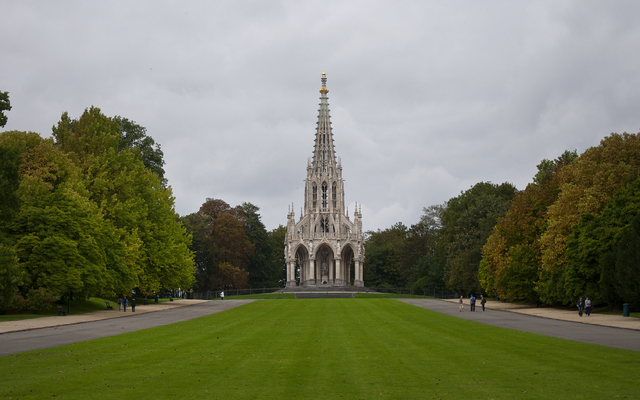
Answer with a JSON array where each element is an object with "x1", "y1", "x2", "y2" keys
[
  {"x1": 442, "y1": 298, "x2": 640, "y2": 330},
  {"x1": 398, "y1": 298, "x2": 640, "y2": 351},
  {"x1": 0, "y1": 300, "x2": 255, "y2": 356},
  {"x1": 0, "y1": 299, "x2": 214, "y2": 334}
]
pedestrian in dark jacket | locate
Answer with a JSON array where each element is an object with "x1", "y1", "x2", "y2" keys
[
  {"x1": 577, "y1": 297, "x2": 584, "y2": 317},
  {"x1": 481, "y1": 295, "x2": 487, "y2": 311},
  {"x1": 470, "y1": 295, "x2": 476, "y2": 312},
  {"x1": 132, "y1": 297, "x2": 136, "y2": 312},
  {"x1": 123, "y1": 296, "x2": 128, "y2": 312}
]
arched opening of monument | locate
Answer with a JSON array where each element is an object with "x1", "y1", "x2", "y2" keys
[
  {"x1": 295, "y1": 245, "x2": 309, "y2": 285},
  {"x1": 315, "y1": 244, "x2": 334, "y2": 285},
  {"x1": 340, "y1": 245, "x2": 355, "y2": 287}
]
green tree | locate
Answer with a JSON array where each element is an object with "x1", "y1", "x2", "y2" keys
[
  {"x1": 442, "y1": 182, "x2": 517, "y2": 295},
  {"x1": 409, "y1": 205, "x2": 447, "y2": 290},
  {"x1": 0, "y1": 143, "x2": 21, "y2": 223},
  {"x1": 539, "y1": 133, "x2": 640, "y2": 303},
  {"x1": 267, "y1": 225, "x2": 287, "y2": 287},
  {"x1": 114, "y1": 116, "x2": 166, "y2": 185},
  {"x1": 241, "y1": 203, "x2": 277, "y2": 288},
  {"x1": 182, "y1": 212, "x2": 217, "y2": 292},
  {"x1": 480, "y1": 151, "x2": 577, "y2": 301},
  {"x1": 611, "y1": 213, "x2": 640, "y2": 310},
  {"x1": 51, "y1": 107, "x2": 193, "y2": 296},
  {"x1": 364, "y1": 222, "x2": 408, "y2": 288},
  {"x1": 563, "y1": 177, "x2": 640, "y2": 305},
  {"x1": 187, "y1": 199, "x2": 253, "y2": 291},
  {"x1": 0, "y1": 243, "x2": 22, "y2": 310},
  {"x1": 0, "y1": 91, "x2": 11, "y2": 128},
  {"x1": 2, "y1": 131, "x2": 111, "y2": 298}
]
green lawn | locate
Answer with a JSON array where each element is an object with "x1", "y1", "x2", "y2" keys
[
  {"x1": 218, "y1": 292, "x2": 435, "y2": 300},
  {"x1": 2, "y1": 299, "x2": 638, "y2": 399},
  {"x1": 217, "y1": 292, "x2": 295, "y2": 300},
  {"x1": 0, "y1": 297, "x2": 113, "y2": 322}
]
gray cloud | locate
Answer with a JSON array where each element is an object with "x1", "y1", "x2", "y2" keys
[{"x1": 3, "y1": 0, "x2": 640, "y2": 232}]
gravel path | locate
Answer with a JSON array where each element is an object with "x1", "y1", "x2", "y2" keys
[{"x1": 398, "y1": 298, "x2": 640, "y2": 351}]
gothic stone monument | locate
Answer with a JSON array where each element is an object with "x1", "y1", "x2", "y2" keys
[{"x1": 285, "y1": 73, "x2": 365, "y2": 288}]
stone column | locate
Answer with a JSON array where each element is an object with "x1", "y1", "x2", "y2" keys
[
  {"x1": 335, "y1": 258, "x2": 342, "y2": 286},
  {"x1": 354, "y1": 260, "x2": 364, "y2": 287},
  {"x1": 285, "y1": 260, "x2": 290, "y2": 286},
  {"x1": 286, "y1": 260, "x2": 291, "y2": 284},
  {"x1": 329, "y1": 257, "x2": 334, "y2": 284},
  {"x1": 309, "y1": 258, "x2": 316, "y2": 285}
]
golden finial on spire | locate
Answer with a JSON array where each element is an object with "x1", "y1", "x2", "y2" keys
[{"x1": 320, "y1": 72, "x2": 329, "y2": 94}]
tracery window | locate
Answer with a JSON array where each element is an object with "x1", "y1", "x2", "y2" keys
[
  {"x1": 332, "y1": 182, "x2": 337, "y2": 209},
  {"x1": 322, "y1": 151, "x2": 327, "y2": 173},
  {"x1": 321, "y1": 181, "x2": 328, "y2": 209},
  {"x1": 320, "y1": 217, "x2": 329, "y2": 233},
  {"x1": 312, "y1": 183, "x2": 317, "y2": 209}
]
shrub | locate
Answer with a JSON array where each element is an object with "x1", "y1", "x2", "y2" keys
[
  {"x1": 26, "y1": 287, "x2": 57, "y2": 314},
  {"x1": 6, "y1": 293, "x2": 27, "y2": 314}
]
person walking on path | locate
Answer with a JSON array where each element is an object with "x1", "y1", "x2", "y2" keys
[
  {"x1": 470, "y1": 295, "x2": 476, "y2": 312},
  {"x1": 481, "y1": 295, "x2": 486, "y2": 311},
  {"x1": 459, "y1": 296, "x2": 464, "y2": 312},
  {"x1": 585, "y1": 297, "x2": 591, "y2": 316},
  {"x1": 220, "y1": 291, "x2": 225, "y2": 301},
  {"x1": 131, "y1": 297, "x2": 136, "y2": 313},
  {"x1": 123, "y1": 296, "x2": 128, "y2": 312},
  {"x1": 117, "y1": 296, "x2": 123, "y2": 311},
  {"x1": 577, "y1": 296, "x2": 584, "y2": 317}
]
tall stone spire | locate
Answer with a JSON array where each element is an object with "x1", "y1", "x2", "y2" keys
[
  {"x1": 311, "y1": 72, "x2": 337, "y2": 179},
  {"x1": 285, "y1": 73, "x2": 365, "y2": 289}
]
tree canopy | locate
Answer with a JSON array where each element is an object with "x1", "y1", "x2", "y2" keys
[
  {"x1": 0, "y1": 91, "x2": 10, "y2": 128},
  {"x1": 183, "y1": 199, "x2": 284, "y2": 291},
  {"x1": 0, "y1": 107, "x2": 192, "y2": 309}
]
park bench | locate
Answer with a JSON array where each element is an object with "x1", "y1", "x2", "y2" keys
[
  {"x1": 105, "y1": 301, "x2": 113, "y2": 310},
  {"x1": 56, "y1": 305, "x2": 66, "y2": 316}
]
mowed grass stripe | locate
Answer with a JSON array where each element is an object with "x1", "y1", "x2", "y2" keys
[{"x1": 2, "y1": 299, "x2": 638, "y2": 399}]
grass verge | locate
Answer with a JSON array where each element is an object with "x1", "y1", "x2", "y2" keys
[
  {"x1": 2, "y1": 299, "x2": 638, "y2": 399},
  {"x1": 0, "y1": 297, "x2": 112, "y2": 322}
]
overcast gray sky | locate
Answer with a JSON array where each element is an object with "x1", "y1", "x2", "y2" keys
[{"x1": 3, "y1": 1, "x2": 640, "y2": 232}]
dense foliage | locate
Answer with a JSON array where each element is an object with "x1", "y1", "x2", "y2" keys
[
  {"x1": 0, "y1": 107, "x2": 193, "y2": 311},
  {"x1": 182, "y1": 199, "x2": 285, "y2": 291},
  {"x1": 0, "y1": 91, "x2": 10, "y2": 128},
  {"x1": 364, "y1": 183, "x2": 515, "y2": 294},
  {"x1": 367, "y1": 132, "x2": 640, "y2": 310}
]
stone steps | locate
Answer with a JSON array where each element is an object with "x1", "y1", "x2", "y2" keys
[
  {"x1": 281, "y1": 286, "x2": 366, "y2": 293},
  {"x1": 295, "y1": 292, "x2": 355, "y2": 299}
]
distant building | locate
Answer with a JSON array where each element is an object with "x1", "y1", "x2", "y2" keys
[{"x1": 285, "y1": 73, "x2": 365, "y2": 288}]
